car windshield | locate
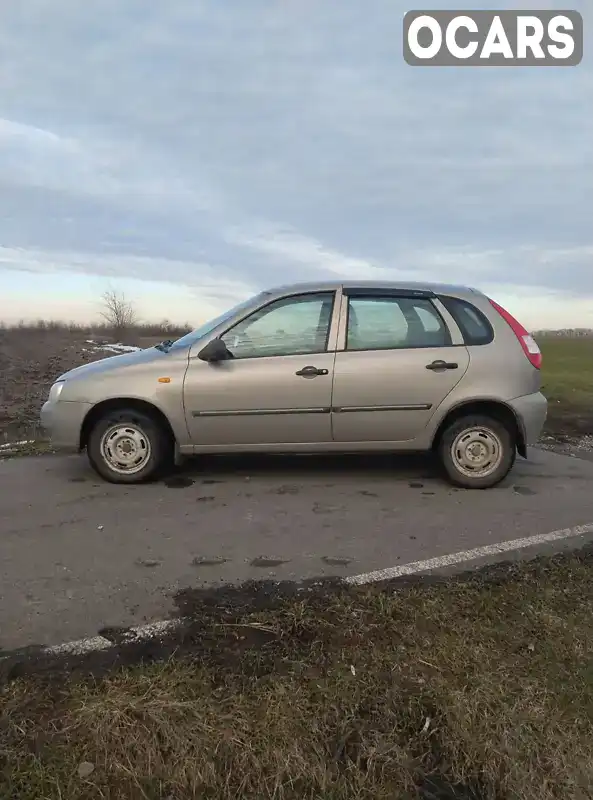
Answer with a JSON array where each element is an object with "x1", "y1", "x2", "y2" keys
[{"x1": 166, "y1": 291, "x2": 268, "y2": 351}]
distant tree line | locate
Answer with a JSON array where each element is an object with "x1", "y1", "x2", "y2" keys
[{"x1": 533, "y1": 329, "x2": 593, "y2": 338}]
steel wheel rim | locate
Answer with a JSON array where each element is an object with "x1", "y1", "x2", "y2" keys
[
  {"x1": 450, "y1": 426, "x2": 503, "y2": 478},
  {"x1": 99, "y1": 423, "x2": 151, "y2": 475}
]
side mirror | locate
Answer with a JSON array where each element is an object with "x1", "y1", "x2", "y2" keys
[{"x1": 197, "y1": 338, "x2": 231, "y2": 363}]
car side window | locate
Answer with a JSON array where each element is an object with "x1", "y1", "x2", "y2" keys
[
  {"x1": 438, "y1": 295, "x2": 494, "y2": 345},
  {"x1": 221, "y1": 292, "x2": 335, "y2": 359},
  {"x1": 346, "y1": 296, "x2": 451, "y2": 350}
]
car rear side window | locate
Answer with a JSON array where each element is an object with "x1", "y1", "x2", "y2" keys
[
  {"x1": 438, "y1": 296, "x2": 494, "y2": 346},
  {"x1": 346, "y1": 295, "x2": 452, "y2": 350}
]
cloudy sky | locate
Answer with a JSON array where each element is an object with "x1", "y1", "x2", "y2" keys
[{"x1": 0, "y1": 0, "x2": 591, "y2": 328}]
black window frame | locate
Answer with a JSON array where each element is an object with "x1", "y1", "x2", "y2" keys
[
  {"x1": 219, "y1": 290, "x2": 337, "y2": 360},
  {"x1": 438, "y1": 295, "x2": 494, "y2": 346},
  {"x1": 344, "y1": 293, "x2": 453, "y2": 352}
]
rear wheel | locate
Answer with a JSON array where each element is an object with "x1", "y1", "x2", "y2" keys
[
  {"x1": 438, "y1": 414, "x2": 516, "y2": 489},
  {"x1": 87, "y1": 408, "x2": 173, "y2": 484}
]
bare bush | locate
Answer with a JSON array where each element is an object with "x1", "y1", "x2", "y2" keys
[{"x1": 99, "y1": 289, "x2": 138, "y2": 341}]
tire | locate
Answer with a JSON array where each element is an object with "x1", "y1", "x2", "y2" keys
[
  {"x1": 438, "y1": 414, "x2": 516, "y2": 489},
  {"x1": 87, "y1": 408, "x2": 174, "y2": 484}
]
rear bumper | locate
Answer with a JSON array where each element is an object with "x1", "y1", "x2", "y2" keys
[
  {"x1": 40, "y1": 399, "x2": 92, "y2": 452},
  {"x1": 508, "y1": 392, "x2": 548, "y2": 446}
]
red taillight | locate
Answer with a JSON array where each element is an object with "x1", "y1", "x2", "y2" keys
[{"x1": 488, "y1": 298, "x2": 542, "y2": 370}]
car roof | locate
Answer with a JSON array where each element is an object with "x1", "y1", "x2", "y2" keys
[{"x1": 262, "y1": 279, "x2": 483, "y2": 298}]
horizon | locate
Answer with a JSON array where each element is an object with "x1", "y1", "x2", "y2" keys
[
  {"x1": 1, "y1": 313, "x2": 592, "y2": 336},
  {"x1": 1, "y1": 0, "x2": 591, "y2": 330}
]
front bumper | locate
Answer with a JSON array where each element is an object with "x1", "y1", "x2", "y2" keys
[
  {"x1": 508, "y1": 391, "x2": 548, "y2": 446},
  {"x1": 40, "y1": 399, "x2": 92, "y2": 452}
]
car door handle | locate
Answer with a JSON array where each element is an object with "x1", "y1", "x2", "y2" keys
[
  {"x1": 426, "y1": 360, "x2": 458, "y2": 371},
  {"x1": 295, "y1": 365, "x2": 328, "y2": 377}
]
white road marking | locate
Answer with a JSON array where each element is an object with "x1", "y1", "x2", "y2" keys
[
  {"x1": 45, "y1": 619, "x2": 181, "y2": 656},
  {"x1": 0, "y1": 440, "x2": 35, "y2": 451},
  {"x1": 344, "y1": 522, "x2": 593, "y2": 585},
  {"x1": 47, "y1": 635, "x2": 113, "y2": 656},
  {"x1": 3, "y1": 521, "x2": 592, "y2": 661}
]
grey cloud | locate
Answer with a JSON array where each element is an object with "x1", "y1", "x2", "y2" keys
[{"x1": 0, "y1": 0, "x2": 591, "y2": 302}]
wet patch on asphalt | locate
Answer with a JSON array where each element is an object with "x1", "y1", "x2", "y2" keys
[
  {"x1": 57, "y1": 492, "x2": 112, "y2": 506},
  {"x1": 135, "y1": 559, "x2": 162, "y2": 568},
  {"x1": 312, "y1": 502, "x2": 339, "y2": 514},
  {"x1": 192, "y1": 556, "x2": 229, "y2": 567},
  {"x1": 37, "y1": 516, "x2": 87, "y2": 529},
  {"x1": 250, "y1": 557, "x2": 292, "y2": 568},
  {"x1": 163, "y1": 476, "x2": 195, "y2": 488}
]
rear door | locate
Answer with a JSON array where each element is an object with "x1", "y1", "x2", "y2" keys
[{"x1": 331, "y1": 290, "x2": 469, "y2": 443}]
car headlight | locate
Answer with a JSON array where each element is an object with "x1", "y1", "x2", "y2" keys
[{"x1": 48, "y1": 381, "x2": 65, "y2": 402}]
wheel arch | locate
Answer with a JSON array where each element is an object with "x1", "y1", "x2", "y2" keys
[
  {"x1": 80, "y1": 397, "x2": 176, "y2": 451},
  {"x1": 431, "y1": 399, "x2": 526, "y2": 458}
]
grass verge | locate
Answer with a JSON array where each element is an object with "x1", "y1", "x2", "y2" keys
[
  {"x1": 540, "y1": 336, "x2": 593, "y2": 438},
  {"x1": 2, "y1": 549, "x2": 593, "y2": 799}
]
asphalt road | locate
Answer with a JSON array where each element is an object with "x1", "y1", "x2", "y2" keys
[{"x1": 1, "y1": 448, "x2": 593, "y2": 651}]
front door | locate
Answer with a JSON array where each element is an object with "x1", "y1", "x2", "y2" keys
[
  {"x1": 183, "y1": 291, "x2": 337, "y2": 448},
  {"x1": 331, "y1": 292, "x2": 470, "y2": 442}
]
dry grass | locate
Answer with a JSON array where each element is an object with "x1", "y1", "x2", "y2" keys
[
  {"x1": 2, "y1": 550, "x2": 593, "y2": 799},
  {"x1": 539, "y1": 336, "x2": 593, "y2": 438}
]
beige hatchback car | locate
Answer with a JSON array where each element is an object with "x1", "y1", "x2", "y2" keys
[{"x1": 41, "y1": 280, "x2": 547, "y2": 489}]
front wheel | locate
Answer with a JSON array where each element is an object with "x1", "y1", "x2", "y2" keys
[
  {"x1": 438, "y1": 415, "x2": 516, "y2": 489},
  {"x1": 87, "y1": 408, "x2": 173, "y2": 484}
]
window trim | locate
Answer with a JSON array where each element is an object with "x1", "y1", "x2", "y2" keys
[
  {"x1": 344, "y1": 293, "x2": 454, "y2": 353},
  {"x1": 342, "y1": 286, "x2": 436, "y2": 299},
  {"x1": 437, "y1": 295, "x2": 494, "y2": 346},
  {"x1": 218, "y1": 290, "x2": 338, "y2": 361}
]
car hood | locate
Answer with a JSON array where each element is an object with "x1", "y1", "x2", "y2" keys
[{"x1": 57, "y1": 346, "x2": 173, "y2": 382}]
